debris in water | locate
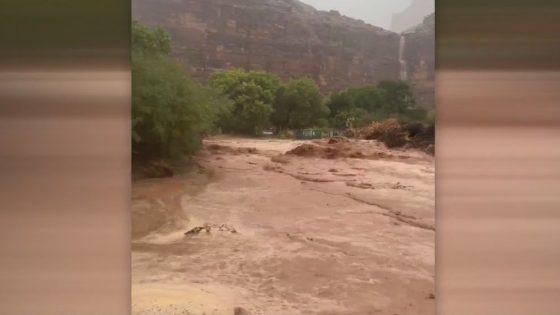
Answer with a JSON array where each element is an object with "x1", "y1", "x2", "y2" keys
[
  {"x1": 234, "y1": 306, "x2": 251, "y2": 315},
  {"x1": 391, "y1": 182, "x2": 411, "y2": 190},
  {"x1": 184, "y1": 225, "x2": 211, "y2": 236},
  {"x1": 206, "y1": 144, "x2": 258, "y2": 155},
  {"x1": 184, "y1": 224, "x2": 237, "y2": 236}
]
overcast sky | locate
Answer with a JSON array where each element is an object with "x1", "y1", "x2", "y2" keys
[{"x1": 299, "y1": 0, "x2": 429, "y2": 30}]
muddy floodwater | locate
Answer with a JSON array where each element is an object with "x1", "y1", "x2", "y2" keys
[{"x1": 132, "y1": 137, "x2": 435, "y2": 315}]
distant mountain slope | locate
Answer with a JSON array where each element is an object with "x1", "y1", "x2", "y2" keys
[
  {"x1": 132, "y1": 0, "x2": 401, "y2": 92},
  {"x1": 403, "y1": 13, "x2": 435, "y2": 107}
]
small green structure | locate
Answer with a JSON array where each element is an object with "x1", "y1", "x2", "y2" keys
[{"x1": 295, "y1": 129, "x2": 323, "y2": 140}]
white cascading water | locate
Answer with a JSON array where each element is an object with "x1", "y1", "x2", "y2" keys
[{"x1": 399, "y1": 34, "x2": 407, "y2": 81}]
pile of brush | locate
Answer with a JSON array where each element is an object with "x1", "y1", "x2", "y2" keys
[{"x1": 361, "y1": 118, "x2": 435, "y2": 154}]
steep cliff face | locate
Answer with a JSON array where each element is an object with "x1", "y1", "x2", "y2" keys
[
  {"x1": 403, "y1": 13, "x2": 435, "y2": 108},
  {"x1": 132, "y1": 0, "x2": 401, "y2": 92}
]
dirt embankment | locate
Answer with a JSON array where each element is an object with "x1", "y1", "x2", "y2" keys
[{"x1": 132, "y1": 137, "x2": 435, "y2": 315}]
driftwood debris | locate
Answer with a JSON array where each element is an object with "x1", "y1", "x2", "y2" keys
[{"x1": 184, "y1": 224, "x2": 237, "y2": 236}]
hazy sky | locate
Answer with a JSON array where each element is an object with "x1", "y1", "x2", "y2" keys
[{"x1": 299, "y1": 0, "x2": 419, "y2": 30}]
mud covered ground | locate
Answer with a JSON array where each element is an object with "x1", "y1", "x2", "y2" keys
[{"x1": 132, "y1": 137, "x2": 435, "y2": 315}]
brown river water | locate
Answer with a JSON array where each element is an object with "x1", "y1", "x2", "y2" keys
[{"x1": 132, "y1": 137, "x2": 435, "y2": 315}]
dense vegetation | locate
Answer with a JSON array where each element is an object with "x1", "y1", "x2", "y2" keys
[
  {"x1": 327, "y1": 81, "x2": 428, "y2": 129},
  {"x1": 132, "y1": 21, "x2": 229, "y2": 160},
  {"x1": 208, "y1": 71, "x2": 330, "y2": 134},
  {"x1": 209, "y1": 70, "x2": 280, "y2": 135},
  {"x1": 272, "y1": 78, "x2": 330, "y2": 130},
  {"x1": 132, "y1": 22, "x2": 431, "y2": 162}
]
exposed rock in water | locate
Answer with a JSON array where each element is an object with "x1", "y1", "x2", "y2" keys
[{"x1": 132, "y1": 0, "x2": 401, "y2": 93}]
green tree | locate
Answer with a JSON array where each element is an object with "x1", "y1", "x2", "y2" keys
[
  {"x1": 326, "y1": 81, "x2": 427, "y2": 127},
  {"x1": 132, "y1": 21, "x2": 228, "y2": 160},
  {"x1": 377, "y1": 81, "x2": 416, "y2": 115},
  {"x1": 327, "y1": 86, "x2": 381, "y2": 128},
  {"x1": 132, "y1": 21, "x2": 171, "y2": 56},
  {"x1": 272, "y1": 78, "x2": 329, "y2": 130},
  {"x1": 331, "y1": 107, "x2": 371, "y2": 129},
  {"x1": 377, "y1": 81, "x2": 428, "y2": 122},
  {"x1": 328, "y1": 86, "x2": 381, "y2": 116},
  {"x1": 210, "y1": 70, "x2": 281, "y2": 135}
]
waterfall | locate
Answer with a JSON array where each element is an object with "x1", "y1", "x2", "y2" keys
[{"x1": 399, "y1": 35, "x2": 407, "y2": 81}]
